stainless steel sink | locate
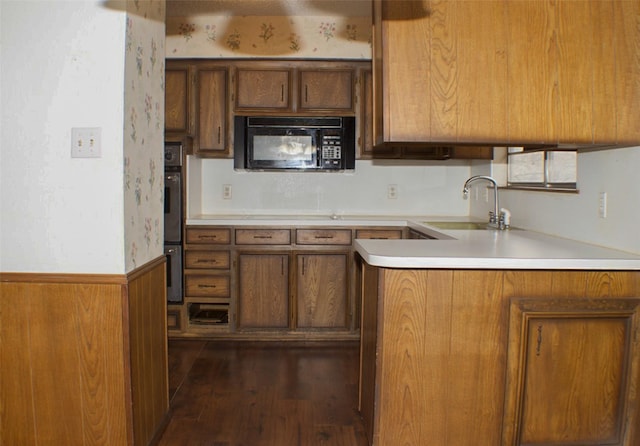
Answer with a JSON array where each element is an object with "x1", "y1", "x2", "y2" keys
[{"x1": 423, "y1": 221, "x2": 488, "y2": 230}]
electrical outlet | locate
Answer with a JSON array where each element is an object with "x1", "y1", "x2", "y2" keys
[
  {"x1": 71, "y1": 127, "x2": 101, "y2": 158},
  {"x1": 387, "y1": 184, "x2": 398, "y2": 199},
  {"x1": 598, "y1": 192, "x2": 607, "y2": 218},
  {"x1": 223, "y1": 184, "x2": 232, "y2": 200}
]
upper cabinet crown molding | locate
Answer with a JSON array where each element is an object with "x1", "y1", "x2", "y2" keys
[{"x1": 373, "y1": 0, "x2": 640, "y2": 149}]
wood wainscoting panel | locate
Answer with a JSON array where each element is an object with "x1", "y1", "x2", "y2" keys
[
  {"x1": 0, "y1": 255, "x2": 168, "y2": 446},
  {"x1": 127, "y1": 258, "x2": 170, "y2": 446},
  {"x1": 0, "y1": 279, "x2": 129, "y2": 445}
]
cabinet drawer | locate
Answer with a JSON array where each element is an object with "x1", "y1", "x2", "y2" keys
[
  {"x1": 186, "y1": 227, "x2": 231, "y2": 244},
  {"x1": 355, "y1": 229, "x2": 403, "y2": 240},
  {"x1": 185, "y1": 250, "x2": 230, "y2": 269},
  {"x1": 185, "y1": 275, "x2": 230, "y2": 297},
  {"x1": 235, "y1": 229, "x2": 291, "y2": 245},
  {"x1": 296, "y1": 229, "x2": 352, "y2": 245}
]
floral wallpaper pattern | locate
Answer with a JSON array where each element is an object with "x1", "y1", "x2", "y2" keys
[
  {"x1": 166, "y1": 15, "x2": 371, "y2": 59},
  {"x1": 124, "y1": 0, "x2": 165, "y2": 271}
]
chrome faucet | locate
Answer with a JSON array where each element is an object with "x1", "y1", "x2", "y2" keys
[{"x1": 462, "y1": 175, "x2": 509, "y2": 230}]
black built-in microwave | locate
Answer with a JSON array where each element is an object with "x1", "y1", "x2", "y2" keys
[{"x1": 234, "y1": 116, "x2": 355, "y2": 171}]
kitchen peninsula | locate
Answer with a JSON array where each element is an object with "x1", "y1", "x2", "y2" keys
[{"x1": 354, "y1": 225, "x2": 640, "y2": 446}]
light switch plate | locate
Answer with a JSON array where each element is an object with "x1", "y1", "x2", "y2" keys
[
  {"x1": 71, "y1": 127, "x2": 102, "y2": 158},
  {"x1": 598, "y1": 192, "x2": 607, "y2": 218}
]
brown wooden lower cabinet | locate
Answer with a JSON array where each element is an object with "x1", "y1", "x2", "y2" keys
[
  {"x1": 296, "y1": 252, "x2": 349, "y2": 329},
  {"x1": 503, "y1": 297, "x2": 640, "y2": 445},
  {"x1": 359, "y1": 265, "x2": 640, "y2": 446},
  {"x1": 237, "y1": 252, "x2": 289, "y2": 329},
  {"x1": 173, "y1": 224, "x2": 411, "y2": 339}
]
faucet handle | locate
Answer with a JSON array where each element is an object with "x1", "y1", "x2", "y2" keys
[
  {"x1": 488, "y1": 210, "x2": 497, "y2": 224},
  {"x1": 500, "y1": 208, "x2": 511, "y2": 228}
]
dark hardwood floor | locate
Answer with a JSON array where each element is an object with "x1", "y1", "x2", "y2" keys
[{"x1": 158, "y1": 340, "x2": 369, "y2": 446}]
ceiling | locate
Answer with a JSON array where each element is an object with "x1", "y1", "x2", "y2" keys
[{"x1": 166, "y1": 0, "x2": 372, "y2": 17}]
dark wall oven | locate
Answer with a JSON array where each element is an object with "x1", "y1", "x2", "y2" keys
[{"x1": 164, "y1": 142, "x2": 183, "y2": 303}]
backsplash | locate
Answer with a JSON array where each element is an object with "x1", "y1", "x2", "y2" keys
[
  {"x1": 166, "y1": 14, "x2": 371, "y2": 59},
  {"x1": 187, "y1": 158, "x2": 474, "y2": 218}
]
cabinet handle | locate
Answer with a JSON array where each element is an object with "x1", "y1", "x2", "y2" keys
[
  {"x1": 195, "y1": 259, "x2": 216, "y2": 264},
  {"x1": 198, "y1": 235, "x2": 217, "y2": 240},
  {"x1": 536, "y1": 325, "x2": 543, "y2": 356},
  {"x1": 217, "y1": 126, "x2": 221, "y2": 144},
  {"x1": 281, "y1": 84, "x2": 284, "y2": 102},
  {"x1": 281, "y1": 257, "x2": 284, "y2": 275},
  {"x1": 304, "y1": 84, "x2": 308, "y2": 103},
  {"x1": 302, "y1": 257, "x2": 306, "y2": 275},
  {"x1": 198, "y1": 284, "x2": 217, "y2": 289},
  {"x1": 314, "y1": 235, "x2": 334, "y2": 239},
  {"x1": 253, "y1": 235, "x2": 273, "y2": 239}
]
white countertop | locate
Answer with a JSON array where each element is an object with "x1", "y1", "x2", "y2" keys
[
  {"x1": 187, "y1": 214, "x2": 640, "y2": 270},
  {"x1": 355, "y1": 230, "x2": 640, "y2": 270},
  {"x1": 187, "y1": 214, "x2": 424, "y2": 227}
]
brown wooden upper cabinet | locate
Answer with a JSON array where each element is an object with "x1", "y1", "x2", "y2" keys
[
  {"x1": 165, "y1": 60, "x2": 230, "y2": 158},
  {"x1": 298, "y1": 69, "x2": 354, "y2": 111},
  {"x1": 165, "y1": 62, "x2": 193, "y2": 136},
  {"x1": 373, "y1": 0, "x2": 640, "y2": 148},
  {"x1": 235, "y1": 68, "x2": 292, "y2": 110},
  {"x1": 235, "y1": 63, "x2": 358, "y2": 114},
  {"x1": 196, "y1": 65, "x2": 229, "y2": 157},
  {"x1": 361, "y1": 68, "x2": 492, "y2": 160}
]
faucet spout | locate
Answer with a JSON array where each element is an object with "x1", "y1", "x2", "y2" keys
[{"x1": 462, "y1": 175, "x2": 506, "y2": 229}]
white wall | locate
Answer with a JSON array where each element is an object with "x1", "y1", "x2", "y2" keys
[
  {"x1": 188, "y1": 158, "x2": 474, "y2": 217},
  {"x1": 0, "y1": 1, "x2": 165, "y2": 274},
  {"x1": 1, "y1": 1, "x2": 126, "y2": 273},
  {"x1": 470, "y1": 146, "x2": 640, "y2": 255}
]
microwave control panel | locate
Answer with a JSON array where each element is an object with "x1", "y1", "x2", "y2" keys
[{"x1": 321, "y1": 135, "x2": 342, "y2": 167}]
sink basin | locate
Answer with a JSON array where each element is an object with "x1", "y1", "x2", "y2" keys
[{"x1": 423, "y1": 221, "x2": 488, "y2": 230}]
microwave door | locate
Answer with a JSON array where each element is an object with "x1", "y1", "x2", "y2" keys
[{"x1": 248, "y1": 129, "x2": 317, "y2": 169}]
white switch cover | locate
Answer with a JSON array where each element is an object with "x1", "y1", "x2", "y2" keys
[
  {"x1": 387, "y1": 184, "x2": 398, "y2": 199},
  {"x1": 71, "y1": 127, "x2": 102, "y2": 158},
  {"x1": 223, "y1": 184, "x2": 232, "y2": 199},
  {"x1": 598, "y1": 192, "x2": 607, "y2": 218}
]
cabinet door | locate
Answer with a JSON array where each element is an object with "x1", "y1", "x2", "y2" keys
[
  {"x1": 296, "y1": 253, "x2": 348, "y2": 329},
  {"x1": 375, "y1": 0, "x2": 640, "y2": 147},
  {"x1": 503, "y1": 298, "x2": 640, "y2": 445},
  {"x1": 235, "y1": 69, "x2": 291, "y2": 110},
  {"x1": 165, "y1": 64, "x2": 192, "y2": 135},
  {"x1": 611, "y1": 0, "x2": 640, "y2": 145},
  {"x1": 375, "y1": 0, "x2": 508, "y2": 144},
  {"x1": 359, "y1": 69, "x2": 399, "y2": 159},
  {"x1": 196, "y1": 68, "x2": 228, "y2": 157},
  {"x1": 298, "y1": 70, "x2": 354, "y2": 111},
  {"x1": 237, "y1": 253, "x2": 289, "y2": 329}
]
